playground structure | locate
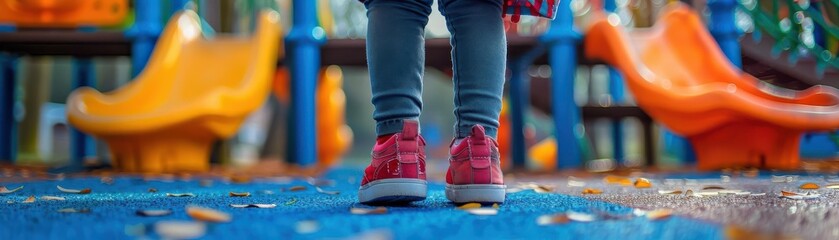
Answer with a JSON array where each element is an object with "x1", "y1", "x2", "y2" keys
[
  {"x1": 273, "y1": 66, "x2": 353, "y2": 168},
  {"x1": 0, "y1": 0, "x2": 838, "y2": 172},
  {"x1": 66, "y1": 10, "x2": 280, "y2": 172},
  {"x1": 0, "y1": 0, "x2": 129, "y2": 27},
  {"x1": 585, "y1": 4, "x2": 839, "y2": 170}
]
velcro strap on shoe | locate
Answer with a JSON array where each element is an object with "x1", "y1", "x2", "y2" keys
[
  {"x1": 470, "y1": 125, "x2": 486, "y2": 145},
  {"x1": 401, "y1": 120, "x2": 419, "y2": 140},
  {"x1": 399, "y1": 153, "x2": 419, "y2": 164}
]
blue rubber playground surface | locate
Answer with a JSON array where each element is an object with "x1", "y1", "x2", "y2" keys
[{"x1": 3, "y1": 166, "x2": 837, "y2": 239}]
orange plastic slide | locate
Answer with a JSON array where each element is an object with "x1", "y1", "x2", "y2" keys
[
  {"x1": 273, "y1": 66, "x2": 353, "y2": 168},
  {"x1": 0, "y1": 0, "x2": 128, "y2": 27},
  {"x1": 584, "y1": 4, "x2": 839, "y2": 170},
  {"x1": 67, "y1": 10, "x2": 281, "y2": 173}
]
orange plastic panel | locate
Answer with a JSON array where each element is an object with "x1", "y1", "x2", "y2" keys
[
  {"x1": 272, "y1": 66, "x2": 353, "y2": 168},
  {"x1": 0, "y1": 0, "x2": 128, "y2": 27},
  {"x1": 583, "y1": 4, "x2": 839, "y2": 170},
  {"x1": 66, "y1": 10, "x2": 282, "y2": 173},
  {"x1": 496, "y1": 100, "x2": 511, "y2": 170}
]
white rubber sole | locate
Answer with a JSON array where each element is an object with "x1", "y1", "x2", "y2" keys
[
  {"x1": 445, "y1": 184, "x2": 507, "y2": 203},
  {"x1": 358, "y1": 178, "x2": 427, "y2": 204}
]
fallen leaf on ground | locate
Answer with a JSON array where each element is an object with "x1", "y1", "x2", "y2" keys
[
  {"x1": 307, "y1": 178, "x2": 336, "y2": 187},
  {"x1": 702, "y1": 185, "x2": 724, "y2": 190},
  {"x1": 23, "y1": 195, "x2": 35, "y2": 203},
  {"x1": 771, "y1": 175, "x2": 789, "y2": 183},
  {"x1": 658, "y1": 190, "x2": 683, "y2": 195},
  {"x1": 287, "y1": 186, "x2": 307, "y2": 192},
  {"x1": 799, "y1": 183, "x2": 820, "y2": 190},
  {"x1": 229, "y1": 192, "x2": 250, "y2": 197},
  {"x1": 632, "y1": 209, "x2": 647, "y2": 216},
  {"x1": 0, "y1": 186, "x2": 23, "y2": 194},
  {"x1": 537, "y1": 214, "x2": 570, "y2": 225},
  {"x1": 166, "y1": 193, "x2": 195, "y2": 197},
  {"x1": 295, "y1": 220, "x2": 320, "y2": 234},
  {"x1": 230, "y1": 204, "x2": 277, "y2": 208},
  {"x1": 350, "y1": 207, "x2": 387, "y2": 215},
  {"x1": 725, "y1": 224, "x2": 800, "y2": 240},
  {"x1": 155, "y1": 221, "x2": 206, "y2": 239},
  {"x1": 57, "y1": 185, "x2": 91, "y2": 194},
  {"x1": 229, "y1": 175, "x2": 251, "y2": 184},
  {"x1": 567, "y1": 211, "x2": 595, "y2": 222},
  {"x1": 567, "y1": 177, "x2": 585, "y2": 187},
  {"x1": 186, "y1": 206, "x2": 231, "y2": 222},
  {"x1": 718, "y1": 190, "x2": 751, "y2": 196},
  {"x1": 685, "y1": 190, "x2": 702, "y2": 197},
  {"x1": 603, "y1": 175, "x2": 632, "y2": 186},
  {"x1": 57, "y1": 208, "x2": 90, "y2": 213},
  {"x1": 634, "y1": 178, "x2": 652, "y2": 188},
  {"x1": 582, "y1": 188, "x2": 603, "y2": 194},
  {"x1": 515, "y1": 183, "x2": 555, "y2": 193},
  {"x1": 780, "y1": 191, "x2": 821, "y2": 200},
  {"x1": 285, "y1": 198, "x2": 298, "y2": 205},
  {"x1": 464, "y1": 208, "x2": 498, "y2": 216},
  {"x1": 315, "y1": 187, "x2": 340, "y2": 195},
  {"x1": 532, "y1": 185, "x2": 554, "y2": 193},
  {"x1": 646, "y1": 209, "x2": 672, "y2": 220},
  {"x1": 136, "y1": 209, "x2": 173, "y2": 217},
  {"x1": 458, "y1": 203, "x2": 482, "y2": 209},
  {"x1": 41, "y1": 196, "x2": 66, "y2": 201},
  {"x1": 100, "y1": 177, "x2": 114, "y2": 185},
  {"x1": 696, "y1": 190, "x2": 719, "y2": 196}
]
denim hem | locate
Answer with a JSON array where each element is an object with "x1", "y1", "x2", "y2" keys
[{"x1": 376, "y1": 118, "x2": 420, "y2": 136}]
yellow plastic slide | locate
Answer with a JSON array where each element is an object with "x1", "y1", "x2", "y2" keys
[
  {"x1": 67, "y1": 10, "x2": 281, "y2": 173},
  {"x1": 584, "y1": 4, "x2": 839, "y2": 169}
]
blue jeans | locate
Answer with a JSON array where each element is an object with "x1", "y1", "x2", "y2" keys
[{"x1": 364, "y1": 0, "x2": 506, "y2": 139}]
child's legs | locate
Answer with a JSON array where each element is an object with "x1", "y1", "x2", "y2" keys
[
  {"x1": 364, "y1": 0, "x2": 433, "y2": 136},
  {"x1": 438, "y1": 0, "x2": 506, "y2": 139}
]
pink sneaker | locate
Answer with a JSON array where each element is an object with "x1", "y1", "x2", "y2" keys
[
  {"x1": 358, "y1": 120, "x2": 427, "y2": 204},
  {"x1": 446, "y1": 124, "x2": 506, "y2": 203}
]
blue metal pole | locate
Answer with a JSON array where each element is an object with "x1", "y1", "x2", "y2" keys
[
  {"x1": 70, "y1": 59, "x2": 96, "y2": 165},
  {"x1": 172, "y1": 0, "x2": 192, "y2": 15},
  {"x1": 508, "y1": 59, "x2": 529, "y2": 168},
  {"x1": 603, "y1": 0, "x2": 626, "y2": 165},
  {"x1": 126, "y1": 0, "x2": 162, "y2": 77},
  {"x1": 541, "y1": 0, "x2": 582, "y2": 169},
  {"x1": 286, "y1": 0, "x2": 325, "y2": 166},
  {"x1": 708, "y1": 0, "x2": 742, "y2": 67},
  {"x1": 0, "y1": 54, "x2": 16, "y2": 163}
]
